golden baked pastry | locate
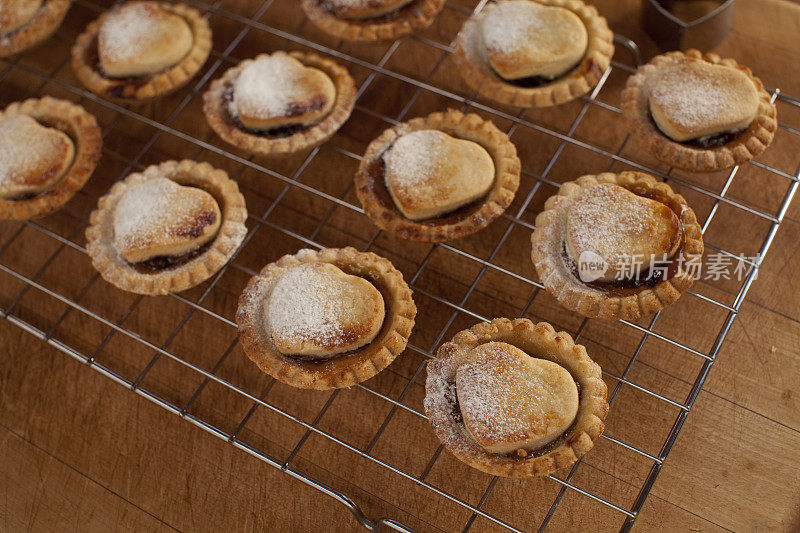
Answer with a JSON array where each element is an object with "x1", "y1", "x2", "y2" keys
[
  {"x1": 237, "y1": 247, "x2": 416, "y2": 390},
  {"x1": 71, "y1": 1, "x2": 212, "y2": 103},
  {"x1": 112, "y1": 177, "x2": 222, "y2": 264},
  {"x1": 531, "y1": 172, "x2": 704, "y2": 321},
  {"x1": 301, "y1": 0, "x2": 446, "y2": 42},
  {"x1": 1, "y1": 0, "x2": 43, "y2": 35},
  {"x1": 454, "y1": 0, "x2": 614, "y2": 108},
  {"x1": 483, "y1": 0, "x2": 588, "y2": 81},
  {"x1": 621, "y1": 50, "x2": 777, "y2": 172},
  {"x1": 98, "y1": 2, "x2": 193, "y2": 78},
  {"x1": 86, "y1": 160, "x2": 248, "y2": 295},
  {"x1": 0, "y1": 0, "x2": 69, "y2": 58},
  {"x1": 355, "y1": 109, "x2": 520, "y2": 242},
  {"x1": 383, "y1": 129, "x2": 496, "y2": 221},
  {"x1": 330, "y1": 0, "x2": 414, "y2": 19},
  {"x1": 203, "y1": 51, "x2": 356, "y2": 157},
  {"x1": 267, "y1": 262, "x2": 385, "y2": 357},
  {"x1": 229, "y1": 54, "x2": 336, "y2": 131},
  {"x1": 0, "y1": 115, "x2": 74, "y2": 199},
  {"x1": 564, "y1": 183, "x2": 683, "y2": 283},
  {"x1": 425, "y1": 318, "x2": 608, "y2": 477},
  {"x1": 0, "y1": 97, "x2": 101, "y2": 220}
]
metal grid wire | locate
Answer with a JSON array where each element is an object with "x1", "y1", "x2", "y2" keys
[{"x1": 1, "y1": 0, "x2": 799, "y2": 530}]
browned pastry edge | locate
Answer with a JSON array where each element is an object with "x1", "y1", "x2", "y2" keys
[
  {"x1": 202, "y1": 50, "x2": 356, "y2": 157},
  {"x1": 621, "y1": 49, "x2": 778, "y2": 172},
  {"x1": 354, "y1": 109, "x2": 521, "y2": 242},
  {"x1": 85, "y1": 160, "x2": 248, "y2": 295},
  {"x1": 530, "y1": 171, "x2": 705, "y2": 321},
  {"x1": 453, "y1": 0, "x2": 615, "y2": 108},
  {"x1": 0, "y1": 0, "x2": 70, "y2": 58},
  {"x1": 424, "y1": 317, "x2": 608, "y2": 477},
  {"x1": 301, "y1": 0, "x2": 446, "y2": 42},
  {"x1": 0, "y1": 97, "x2": 102, "y2": 220},
  {"x1": 236, "y1": 247, "x2": 417, "y2": 390},
  {"x1": 70, "y1": 1, "x2": 212, "y2": 104}
]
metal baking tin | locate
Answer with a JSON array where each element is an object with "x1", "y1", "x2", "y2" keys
[{"x1": 642, "y1": 0, "x2": 737, "y2": 51}]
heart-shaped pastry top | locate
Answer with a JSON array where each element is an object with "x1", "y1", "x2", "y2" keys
[
  {"x1": 231, "y1": 54, "x2": 336, "y2": 131},
  {"x1": 0, "y1": 115, "x2": 75, "y2": 200},
  {"x1": 266, "y1": 262, "x2": 385, "y2": 358},
  {"x1": 482, "y1": 0, "x2": 588, "y2": 81},
  {"x1": 329, "y1": 0, "x2": 414, "y2": 20},
  {"x1": 645, "y1": 57, "x2": 760, "y2": 142},
  {"x1": 455, "y1": 342, "x2": 579, "y2": 454},
  {"x1": 113, "y1": 177, "x2": 221, "y2": 264},
  {"x1": 98, "y1": 2, "x2": 194, "y2": 78},
  {"x1": 0, "y1": 0, "x2": 42, "y2": 34},
  {"x1": 565, "y1": 183, "x2": 683, "y2": 283},
  {"x1": 383, "y1": 129, "x2": 495, "y2": 221}
]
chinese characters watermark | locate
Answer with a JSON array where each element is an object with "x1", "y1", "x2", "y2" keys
[{"x1": 576, "y1": 251, "x2": 760, "y2": 283}]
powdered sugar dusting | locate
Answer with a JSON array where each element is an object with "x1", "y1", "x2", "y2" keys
[
  {"x1": 456, "y1": 343, "x2": 552, "y2": 447},
  {"x1": 99, "y1": 3, "x2": 160, "y2": 62},
  {"x1": 483, "y1": 1, "x2": 548, "y2": 53},
  {"x1": 482, "y1": 1, "x2": 580, "y2": 55},
  {"x1": 647, "y1": 59, "x2": 758, "y2": 133},
  {"x1": 0, "y1": 115, "x2": 72, "y2": 195},
  {"x1": 383, "y1": 129, "x2": 448, "y2": 189},
  {"x1": 232, "y1": 54, "x2": 324, "y2": 122},
  {"x1": 267, "y1": 262, "x2": 384, "y2": 355},
  {"x1": 113, "y1": 177, "x2": 216, "y2": 250},
  {"x1": 566, "y1": 183, "x2": 679, "y2": 269},
  {"x1": 0, "y1": 0, "x2": 42, "y2": 35}
]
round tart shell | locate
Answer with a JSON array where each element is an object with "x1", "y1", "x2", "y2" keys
[
  {"x1": 453, "y1": 0, "x2": 614, "y2": 108},
  {"x1": 71, "y1": 1, "x2": 212, "y2": 104},
  {"x1": 236, "y1": 247, "x2": 417, "y2": 390},
  {"x1": 621, "y1": 49, "x2": 777, "y2": 173},
  {"x1": 86, "y1": 160, "x2": 248, "y2": 295},
  {"x1": 0, "y1": 0, "x2": 70, "y2": 58},
  {"x1": 301, "y1": 0, "x2": 446, "y2": 42},
  {"x1": 354, "y1": 109, "x2": 521, "y2": 242},
  {"x1": 203, "y1": 51, "x2": 356, "y2": 157},
  {"x1": 0, "y1": 97, "x2": 102, "y2": 221},
  {"x1": 425, "y1": 317, "x2": 608, "y2": 478},
  {"x1": 531, "y1": 171, "x2": 704, "y2": 321}
]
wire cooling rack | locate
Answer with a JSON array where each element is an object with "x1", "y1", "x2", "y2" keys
[{"x1": 1, "y1": 0, "x2": 799, "y2": 531}]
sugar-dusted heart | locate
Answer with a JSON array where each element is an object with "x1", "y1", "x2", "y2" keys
[
  {"x1": 0, "y1": 0, "x2": 43, "y2": 34},
  {"x1": 267, "y1": 262, "x2": 385, "y2": 358},
  {"x1": 329, "y1": 0, "x2": 414, "y2": 20},
  {"x1": 98, "y1": 2, "x2": 194, "y2": 78},
  {"x1": 646, "y1": 58, "x2": 759, "y2": 142},
  {"x1": 482, "y1": 0, "x2": 588, "y2": 80},
  {"x1": 113, "y1": 177, "x2": 221, "y2": 264},
  {"x1": 456, "y1": 342, "x2": 579, "y2": 454},
  {"x1": 0, "y1": 114, "x2": 75, "y2": 200},
  {"x1": 565, "y1": 183, "x2": 683, "y2": 283},
  {"x1": 383, "y1": 129, "x2": 495, "y2": 221},
  {"x1": 232, "y1": 54, "x2": 336, "y2": 131}
]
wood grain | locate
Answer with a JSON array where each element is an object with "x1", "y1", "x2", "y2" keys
[{"x1": 1, "y1": 0, "x2": 799, "y2": 531}]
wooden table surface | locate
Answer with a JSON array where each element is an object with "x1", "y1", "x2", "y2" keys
[{"x1": 2, "y1": 0, "x2": 800, "y2": 531}]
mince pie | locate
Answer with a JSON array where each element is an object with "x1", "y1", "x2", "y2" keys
[
  {"x1": 203, "y1": 51, "x2": 356, "y2": 156},
  {"x1": 0, "y1": 0, "x2": 69, "y2": 57},
  {"x1": 425, "y1": 317, "x2": 608, "y2": 477},
  {"x1": 71, "y1": 1, "x2": 212, "y2": 103},
  {"x1": 301, "y1": 0, "x2": 446, "y2": 42},
  {"x1": 622, "y1": 49, "x2": 777, "y2": 172},
  {"x1": 355, "y1": 109, "x2": 520, "y2": 242},
  {"x1": 454, "y1": 0, "x2": 614, "y2": 108},
  {"x1": 237, "y1": 247, "x2": 416, "y2": 390},
  {"x1": 0, "y1": 97, "x2": 101, "y2": 220},
  {"x1": 531, "y1": 171, "x2": 704, "y2": 321},
  {"x1": 86, "y1": 160, "x2": 247, "y2": 295}
]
